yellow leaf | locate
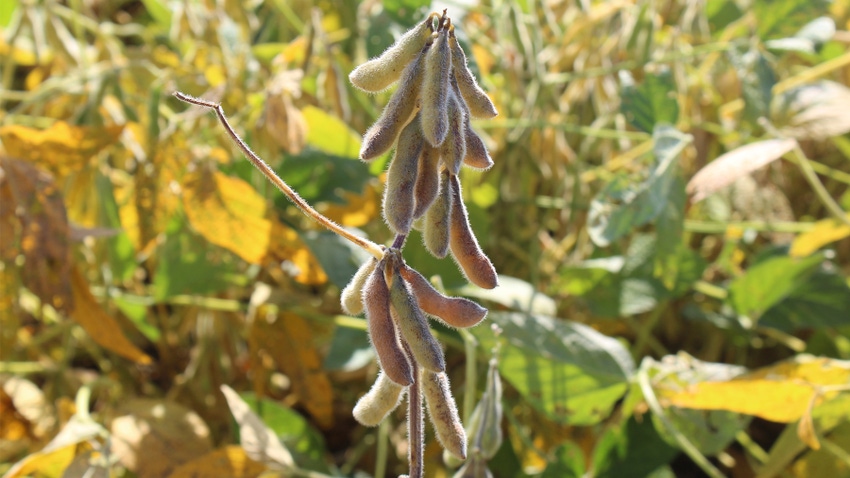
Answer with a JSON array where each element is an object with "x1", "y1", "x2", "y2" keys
[
  {"x1": 182, "y1": 170, "x2": 271, "y2": 264},
  {"x1": 3, "y1": 442, "x2": 82, "y2": 478},
  {"x1": 266, "y1": 219, "x2": 328, "y2": 285},
  {"x1": 69, "y1": 266, "x2": 152, "y2": 364},
  {"x1": 0, "y1": 122, "x2": 123, "y2": 179},
  {"x1": 302, "y1": 105, "x2": 361, "y2": 158},
  {"x1": 790, "y1": 215, "x2": 850, "y2": 258},
  {"x1": 248, "y1": 310, "x2": 334, "y2": 429},
  {"x1": 661, "y1": 356, "x2": 850, "y2": 423},
  {"x1": 167, "y1": 445, "x2": 267, "y2": 478},
  {"x1": 320, "y1": 182, "x2": 380, "y2": 227}
]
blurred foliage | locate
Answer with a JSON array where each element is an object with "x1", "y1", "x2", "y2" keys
[{"x1": 1, "y1": 0, "x2": 850, "y2": 477}]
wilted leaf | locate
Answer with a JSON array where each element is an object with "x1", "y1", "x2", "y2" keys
[
  {"x1": 470, "y1": 312, "x2": 635, "y2": 425},
  {"x1": 320, "y1": 182, "x2": 381, "y2": 227},
  {"x1": 220, "y1": 385, "x2": 295, "y2": 469},
  {"x1": 1, "y1": 156, "x2": 73, "y2": 312},
  {"x1": 110, "y1": 399, "x2": 213, "y2": 478},
  {"x1": 182, "y1": 170, "x2": 271, "y2": 264},
  {"x1": 588, "y1": 125, "x2": 690, "y2": 247},
  {"x1": 69, "y1": 265, "x2": 152, "y2": 364},
  {"x1": 0, "y1": 122, "x2": 123, "y2": 179},
  {"x1": 265, "y1": 219, "x2": 328, "y2": 286},
  {"x1": 263, "y1": 86, "x2": 307, "y2": 155},
  {"x1": 774, "y1": 81, "x2": 850, "y2": 141},
  {"x1": 661, "y1": 355, "x2": 850, "y2": 423},
  {"x1": 167, "y1": 446, "x2": 267, "y2": 478},
  {"x1": 248, "y1": 308, "x2": 334, "y2": 429},
  {"x1": 686, "y1": 139, "x2": 796, "y2": 202},
  {"x1": 620, "y1": 69, "x2": 679, "y2": 133},
  {"x1": 790, "y1": 215, "x2": 850, "y2": 257}
]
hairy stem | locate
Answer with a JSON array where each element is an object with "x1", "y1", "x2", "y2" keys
[
  {"x1": 173, "y1": 92, "x2": 385, "y2": 259},
  {"x1": 405, "y1": 342, "x2": 424, "y2": 478}
]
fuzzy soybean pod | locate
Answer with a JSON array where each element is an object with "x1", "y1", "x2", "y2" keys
[
  {"x1": 363, "y1": 259, "x2": 414, "y2": 386},
  {"x1": 449, "y1": 31, "x2": 498, "y2": 119},
  {"x1": 421, "y1": 26, "x2": 452, "y2": 147},
  {"x1": 349, "y1": 15, "x2": 434, "y2": 93},
  {"x1": 399, "y1": 265, "x2": 487, "y2": 328},
  {"x1": 450, "y1": 78, "x2": 493, "y2": 170},
  {"x1": 448, "y1": 174, "x2": 498, "y2": 289},
  {"x1": 341, "y1": 258, "x2": 377, "y2": 315},
  {"x1": 383, "y1": 115, "x2": 424, "y2": 234},
  {"x1": 387, "y1": 259, "x2": 445, "y2": 373},
  {"x1": 352, "y1": 370, "x2": 406, "y2": 427},
  {"x1": 439, "y1": 89, "x2": 467, "y2": 175},
  {"x1": 423, "y1": 169, "x2": 453, "y2": 258},
  {"x1": 422, "y1": 370, "x2": 467, "y2": 459},
  {"x1": 413, "y1": 145, "x2": 440, "y2": 219},
  {"x1": 359, "y1": 44, "x2": 429, "y2": 161}
]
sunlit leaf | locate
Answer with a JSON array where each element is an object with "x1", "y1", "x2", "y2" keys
[
  {"x1": 248, "y1": 309, "x2": 335, "y2": 429},
  {"x1": 220, "y1": 385, "x2": 295, "y2": 470},
  {"x1": 457, "y1": 275, "x2": 557, "y2": 316},
  {"x1": 265, "y1": 219, "x2": 328, "y2": 285},
  {"x1": 791, "y1": 422, "x2": 850, "y2": 478},
  {"x1": 182, "y1": 170, "x2": 271, "y2": 264},
  {"x1": 727, "y1": 252, "x2": 825, "y2": 319},
  {"x1": 773, "y1": 81, "x2": 850, "y2": 140},
  {"x1": 0, "y1": 122, "x2": 123, "y2": 179},
  {"x1": 470, "y1": 312, "x2": 635, "y2": 425},
  {"x1": 753, "y1": 0, "x2": 830, "y2": 39},
  {"x1": 686, "y1": 139, "x2": 796, "y2": 202},
  {"x1": 324, "y1": 325, "x2": 373, "y2": 372},
  {"x1": 166, "y1": 446, "x2": 267, "y2": 478},
  {"x1": 301, "y1": 105, "x2": 361, "y2": 158},
  {"x1": 660, "y1": 355, "x2": 850, "y2": 423},
  {"x1": 790, "y1": 214, "x2": 850, "y2": 257},
  {"x1": 111, "y1": 399, "x2": 213, "y2": 478},
  {"x1": 69, "y1": 266, "x2": 152, "y2": 364},
  {"x1": 729, "y1": 47, "x2": 776, "y2": 123},
  {"x1": 760, "y1": 267, "x2": 850, "y2": 331},
  {"x1": 139, "y1": 0, "x2": 172, "y2": 29},
  {"x1": 279, "y1": 150, "x2": 373, "y2": 205},
  {"x1": 319, "y1": 182, "x2": 381, "y2": 227}
]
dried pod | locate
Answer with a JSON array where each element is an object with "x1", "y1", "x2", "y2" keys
[
  {"x1": 349, "y1": 15, "x2": 434, "y2": 93},
  {"x1": 439, "y1": 89, "x2": 467, "y2": 175},
  {"x1": 423, "y1": 169, "x2": 453, "y2": 258},
  {"x1": 360, "y1": 44, "x2": 429, "y2": 161},
  {"x1": 386, "y1": 255, "x2": 445, "y2": 373},
  {"x1": 399, "y1": 266, "x2": 487, "y2": 328},
  {"x1": 422, "y1": 370, "x2": 467, "y2": 459},
  {"x1": 467, "y1": 359, "x2": 503, "y2": 459},
  {"x1": 448, "y1": 174, "x2": 498, "y2": 289},
  {"x1": 341, "y1": 257, "x2": 377, "y2": 315},
  {"x1": 413, "y1": 145, "x2": 440, "y2": 219},
  {"x1": 353, "y1": 370, "x2": 406, "y2": 427},
  {"x1": 450, "y1": 78, "x2": 493, "y2": 170},
  {"x1": 383, "y1": 116, "x2": 424, "y2": 234},
  {"x1": 421, "y1": 27, "x2": 451, "y2": 147},
  {"x1": 363, "y1": 259, "x2": 414, "y2": 386},
  {"x1": 449, "y1": 31, "x2": 498, "y2": 119}
]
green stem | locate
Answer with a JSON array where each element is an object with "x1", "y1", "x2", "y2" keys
[
  {"x1": 375, "y1": 421, "x2": 389, "y2": 478},
  {"x1": 459, "y1": 328, "x2": 478, "y2": 424}
]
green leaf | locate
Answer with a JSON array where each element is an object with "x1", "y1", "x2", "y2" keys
[
  {"x1": 705, "y1": 0, "x2": 742, "y2": 34},
  {"x1": 95, "y1": 173, "x2": 136, "y2": 283},
  {"x1": 541, "y1": 442, "x2": 585, "y2": 478},
  {"x1": 301, "y1": 230, "x2": 370, "y2": 289},
  {"x1": 139, "y1": 0, "x2": 172, "y2": 29},
  {"x1": 729, "y1": 47, "x2": 776, "y2": 124},
  {"x1": 457, "y1": 275, "x2": 557, "y2": 316},
  {"x1": 760, "y1": 267, "x2": 850, "y2": 331},
  {"x1": 728, "y1": 253, "x2": 825, "y2": 319},
  {"x1": 152, "y1": 217, "x2": 242, "y2": 300},
  {"x1": 469, "y1": 312, "x2": 635, "y2": 425},
  {"x1": 277, "y1": 150, "x2": 373, "y2": 205},
  {"x1": 594, "y1": 416, "x2": 679, "y2": 478},
  {"x1": 381, "y1": 0, "x2": 432, "y2": 28},
  {"x1": 239, "y1": 393, "x2": 330, "y2": 473},
  {"x1": 0, "y1": 0, "x2": 18, "y2": 28},
  {"x1": 620, "y1": 69, "x2": 679, "y2": 133},
  {"x1": 323, "y1": 325, "x2": 373, "y2": 371},
  {"x1": 301, "y1": 106, "x2": 361, "y2": 158},
  {"x1": 588, "y1": 125, "x2": 690, "y2": 247},
  {"x1": 753, "y1": 0, "x2": 830, "y2": 40}
]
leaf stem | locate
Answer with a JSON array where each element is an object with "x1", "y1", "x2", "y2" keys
[{"x1": 173, "y1": 91, "x2": 385, "y2": 259}]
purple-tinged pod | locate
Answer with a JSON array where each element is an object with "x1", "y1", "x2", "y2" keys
[
  {"x1": 363, "y1": 259, "x2": 414, "y2": 386},
  {"x1": 449, "y1": 30, "x2": 498, "y2": 119},
  {"x1": 413, "y1": 145, "x2": 440, "y2": 219},
  {"x1": 439, "y1": 89, "x2": 467, "y2": 175},
  {"x1": 423, "y1": 169, "x2": 453, "y2": 258},
  {"x1": 450, "y1": 78, "x2": 493, "y2": 170},
  {"x1": 383, "y1": 115, "x2": 424, "y2": 234},
  {"x1": 448, "y1": 174, "x2": 498, "y2": 289},
  {"x1": 399, "y1": 266, "x2": 487, "y2": 328},
  {"x1": 422, "y1": 370, "x2": 467, "y2": 459},
  {"x1": 421, "y1": 27, "x2": 451, "y2": 147}
]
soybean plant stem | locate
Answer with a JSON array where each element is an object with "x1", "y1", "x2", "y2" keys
[
  {"x1": 391, "y1": 233, "x2": 407, "y2": 250},
  {"x1": 173, "y1": 92, "x2": 386, "y2": 259},
  {"x1": 405, "y1": 342, "x2": 424, "y2": 478}
]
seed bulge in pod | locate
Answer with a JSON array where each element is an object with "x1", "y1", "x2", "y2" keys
[
  {"x1": 422, "y1": 370, "x2": 467, "y2": 459},
  {"x1": 383, "y1": 115, "x2": 424, "y2": 234},
  {"x1": 341, "y1": 257, "x2": 378, "y2": 315},
  {"x1": 423, "y1": 169, "x2": 453, "y2": 258},
  {"x1": 353, "y1": 370, "x2": 406, "y2": 427},
  {"x1": 363, "y1": 259, "x2": 414, "y2": 386},
  {"x1": 449, "y1": 30, "x2": 498, "y2": 119},
  {"x1": 349, "y1": 14, "x2": 435, "y2": 93},
  {"x1": 421, "y1": 26, "x2": 451, "y2": 147},
  {"x1": 386, "y1": 257, "x2": 445, "y2": 373},
  {"x1": 400, "y1": 265, "x2": 487, "y2": 328},
  {"x1": 439, "y1": 88, "x2": 467, "y2": 175},
  {"x1": 359, "y1": 43, "x2": 429, "y2": 161},
  {"x1": 413, "y1": 145, "x2": 440, "y2": 219},
  {"x1": 448, "y1": 174, "x2": 498, "y2": 289}
]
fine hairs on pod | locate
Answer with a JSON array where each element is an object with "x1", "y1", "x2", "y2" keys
[{"x1": 362, "y1": 259, "x2": 414, "y2": 386}]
